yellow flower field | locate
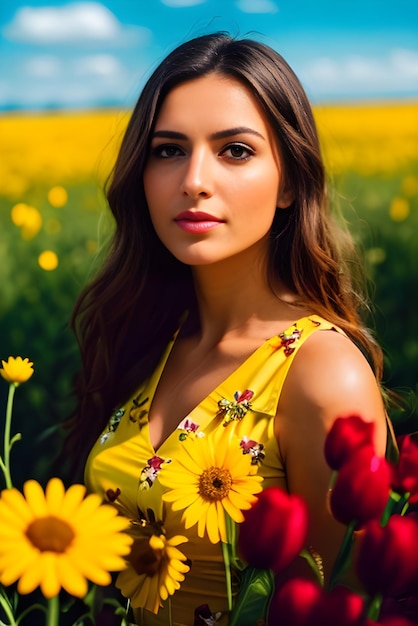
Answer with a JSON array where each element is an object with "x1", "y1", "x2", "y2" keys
[
  {"x1": 0, "y1": 109, "x2": 128, "y2": 198},
  {"x1": 0, "y1": 102, "x2": 417, "y2": 199}
]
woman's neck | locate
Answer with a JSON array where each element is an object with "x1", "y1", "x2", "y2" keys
[{"x1": 190, "y1": 251, "x2": 303, "y2": 348}]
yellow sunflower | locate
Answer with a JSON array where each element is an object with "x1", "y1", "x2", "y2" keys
[
  {"x1": 159, "y1": 426, "x2": 263, "y2": 544},
  {"x1": 0, "y1": 478, "x2": 132, "y2": 599},
  {"x1": 0, "y1": 356, "x2": 34, "y2": 385},
  {"x1": 116, "y1": 528, "x2": 190, "y2": 614}
]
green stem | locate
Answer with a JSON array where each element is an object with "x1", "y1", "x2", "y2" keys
[
  {"x1": 2, "y1": 383, "x2": 16, "y2": 489},
  {"x1": 367, "y1": 592, "x2": 383, "y2": 621},
  {"x1": 221, "y1": 541, "x2": 233, "y2": 611},
  {"x1": 16, "y1": 603, "x2": 47, "y2": 625},
  {"x1": 46, "y1": 596, "x2": 60, "y2": 626},
  {"x1": 328, "y1": 519, "x2": 356, "y2": 591},
  {"x1": 0, "y1": 587, "x2": 17, "y2": 626}
]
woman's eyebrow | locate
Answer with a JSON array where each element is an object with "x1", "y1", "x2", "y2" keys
[
  {"x1": 151, "y1": 127, "x2": 266, "y2": 141},
  {"x1": 210, "y1": 127, "x2": 265, "y2": 141}
]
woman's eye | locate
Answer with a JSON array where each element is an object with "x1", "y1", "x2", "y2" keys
[
  {"x1": 222, "y1": 144, "x2": 254, "y2": 160},
  {"x1": 152, "y1": 144, "x2": 184, "y2": 158}
]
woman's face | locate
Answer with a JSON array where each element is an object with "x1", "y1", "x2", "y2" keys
[{"x1": 144, "y1": 73, "x2": 292, "y2": 268}]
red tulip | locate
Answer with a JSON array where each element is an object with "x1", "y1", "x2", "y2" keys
[
  {"x1": 324, "y1": 414, "x2": 375, "y2": 471},
  {"x1": 269, "y1": 579, "x2": 321, "y2": 626},
  {"x1": 356, "y1": 515, "x2": 418, "y2": 596},
  {"x1": 329, "y1": 447, "x2": 391, "y2": 528},
  {"x1": 391, "y1": 435, "x2": 418, "y2": 503},
  {"x1": 238, "y1": 486, "x2": 308, "y2": 573},
  {"x1": 313, "y1": 585, "x2": 366, "y2": 626},
  {"x1": 270, "y1": 578, "x2": 366, "y2": 626}
]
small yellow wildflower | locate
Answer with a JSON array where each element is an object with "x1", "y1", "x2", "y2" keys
[
  {"x1": 48, "y1": 185, "x2": 68, "y2": 208},
  {"x1": 38, "y1": 250, "x2": 59, "y2": 271},
  {"x1": 11, "y1": 204, "x2": 43, "y2": 239},
  {"x1": 390, "y1": 197, "x2": 410, "y2": 222},
  {"x1": 0, "y1": 478, "x2": 132, "y2": 599},
  {"x1": 11, "y1": 203, "x2": 30, "y2": 227},
  {"x1": 0, "y1": 357, "x2": 34, "y2": 385}
]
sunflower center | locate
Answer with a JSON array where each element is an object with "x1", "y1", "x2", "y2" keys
[
  {"x1": 128, "y1": 538, "x2": 163, "y2": 577},
  {"x1": 26, "y1": 515, "x2": 75, "y2": 552},
  {"x1": 199, "y1": 466, "x2": 233, "y2": 501}
]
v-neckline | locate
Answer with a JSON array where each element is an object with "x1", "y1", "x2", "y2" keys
[{"x1": 144, "y1": 316, "x2": 311, "y2": 454}]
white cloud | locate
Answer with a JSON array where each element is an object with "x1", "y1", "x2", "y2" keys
[
  {"x1": 299, "y1": 48, "x2": 418, "y2": 97},
  {"x1": 390, "y1": 49, "x2": 418, "y2": 79},
  {"x1": 306, "y1": 57, "x2": 339, "y2": 82},
  {"x1": 0, "y1": 66, "x2": 133, "y2": 109},
  {"x1": 236, "y1": 0, "x2": 278, "y2": 14},
  {"x1": 3, "y1": 2, "x2": 151, "y2": 45},
  {"x1": 25, "y1": 55, "x2": 62, "y2": 78},
  {"x1": 72, "y1": 54, "x2": 123, "y2": 77},
  {"x1": 160, "y1": 0, "x2": 206, "y2": 6}
]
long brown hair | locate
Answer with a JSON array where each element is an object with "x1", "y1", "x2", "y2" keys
[{"x1": 69, "y1": 32, "x2": 383, "y2": 462}]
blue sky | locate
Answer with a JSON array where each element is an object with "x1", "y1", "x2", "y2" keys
[{"x1": 1, "y1": 0, "x2": 417, "y2": 111}]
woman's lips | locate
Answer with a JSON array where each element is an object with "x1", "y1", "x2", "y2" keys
[{"x1": 174, "y1": 210, "x2": 224, "y2": 233}]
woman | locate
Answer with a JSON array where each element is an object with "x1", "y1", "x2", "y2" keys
[{"x1": 70, "y1": 33, "x2": 388, "y2": 625}]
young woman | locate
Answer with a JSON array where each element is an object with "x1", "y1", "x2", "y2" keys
[{"x1": 70, "y1": 33, "x2": 388, "y2": 625}]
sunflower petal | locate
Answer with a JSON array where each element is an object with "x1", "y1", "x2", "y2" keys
[
  {"x1": 1, "y1": 548, "x2": 39, "y2": 588},
  {"x1": 44, "y1": 478, "x2": 65, "y2": 514},
  {"x1": 56, "y1": 555, "x2": 88, "y2": 598},
  {"x1": 168, "y1": 491, "x2": 200, "y2": 511},
  {"x1": 60, "y1": 483, "x2": 87, "y2": 518},
  {"x1": 183, "y1": 498, "x2": 209, "y2": 529},
  {"x1": 167, "y1": 535, "x2": 188, "y2": 547},
  {"x1": 0, "y1": 489, "x2": 33, "y2": 525},
  {"x1": 227, "y1": 488, "x2": 257, "y2": 511},
  {"x1": 222, "y1": 494, "x2": 242, "y2": 522},
  {"x1": 23, "y1": 480, "x2": 48, "y2": 517},
  {"x1": 38, "y1": 553, "x2": 61, "y2": 599},
  {"x1": 206, "y1": 502, "x2": 221, "y2": 544}
]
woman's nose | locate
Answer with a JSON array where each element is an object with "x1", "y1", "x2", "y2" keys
[{"x1": 180, "y1": 149, "x2": 213, "y2": 198}]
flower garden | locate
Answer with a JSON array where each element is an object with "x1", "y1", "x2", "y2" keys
[{"x1": 0, "y1": 101, "x2": 417, "y2": 624}]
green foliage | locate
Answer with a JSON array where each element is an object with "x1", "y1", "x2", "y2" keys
[
  {"x1": 0, "y1": 182, "x2": 111, "y2": 486},
  {"x1": 334, "y1": 169, "x2": 418, "y2": 434}
]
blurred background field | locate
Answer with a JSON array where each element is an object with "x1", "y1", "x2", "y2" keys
[{"x1": 1, "y1": 101, "x2": 417, "y2": 484}]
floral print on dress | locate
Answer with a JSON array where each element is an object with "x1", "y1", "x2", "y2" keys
[
  {"x1": 277, "y1": 324, "x2": 303, "y2": 356},
  {"x1": 217, "y1": 389, "x2": 254, "y2": 426},
  {"x1": 177, "y1": 417, "x2": 201, "y2": 441},
  {"x1": 129, "y1": 391, "x2": 149, "y2": 429},
  {"x1": 100, "y1": 408, "x2": 125, "y2": 444},
  {"x1": 139, "y1": 455, "x2": 171, "y2": 491},
  {"x1": 240, "y1": 436, "x2": 265, "y2": 465},
  {"x1": 309, "y1": 317, "x2": 321, "y2": 327}
]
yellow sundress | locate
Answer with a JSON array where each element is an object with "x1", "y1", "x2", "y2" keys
[{"x1": 84, "y1": 315, "x2": 342, "y2": 626}]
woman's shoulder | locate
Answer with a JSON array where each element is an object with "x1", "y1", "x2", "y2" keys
[
  {"x1": 277, "y1": 323, "x2": 387, "y2": 454},
  {"x1": 290, "y1": 325, "x2": 375, "y2": 391}
]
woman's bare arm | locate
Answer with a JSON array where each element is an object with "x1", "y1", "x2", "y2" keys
[{"x1": 275, "y1": 330, "x2": 387, "y2": 585}]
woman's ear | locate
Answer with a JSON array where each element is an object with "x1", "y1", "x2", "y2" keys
[{"x1": 276, "y1": 184, "x2": 294, "y2": 209}]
